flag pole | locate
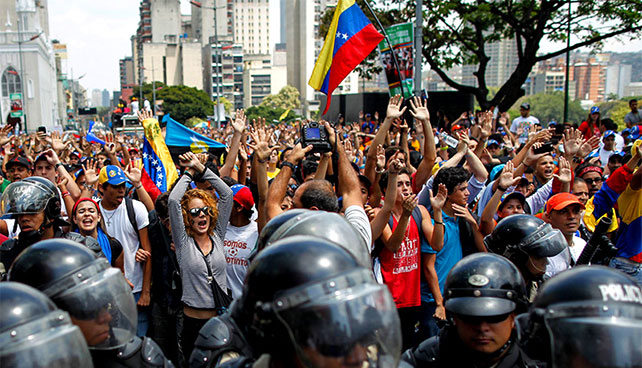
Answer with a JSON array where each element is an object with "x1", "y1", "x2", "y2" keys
[{"x1": 361, "y1": 0, "x2": 405, "y2": 95}]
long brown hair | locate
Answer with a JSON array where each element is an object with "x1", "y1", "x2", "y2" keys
[{"x1": 180, "y1": 188, "x2": 219, "y2": 237}]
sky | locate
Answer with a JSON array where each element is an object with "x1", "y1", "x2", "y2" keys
[{"x1": 48, "y1": 1, "x2": 642, "y2": 95}]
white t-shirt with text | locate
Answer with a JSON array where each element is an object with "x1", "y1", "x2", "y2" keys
[{"x1": 224, "y1": 221, "x2": 259, "y2": 299}]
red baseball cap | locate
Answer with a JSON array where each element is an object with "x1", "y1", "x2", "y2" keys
[
  {"x1": 231, "y1": 184, "x2": 254, "y2": 211},
  {"x1": 546, "y1": 193, "x2": 584, "y2": 215}
]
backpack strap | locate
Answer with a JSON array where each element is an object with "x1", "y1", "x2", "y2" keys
[{"x1": 124, "y1": 197, "x2": 142, "y2": 247}]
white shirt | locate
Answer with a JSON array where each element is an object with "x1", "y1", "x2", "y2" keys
[
  {"x1": 545, "y1": 235, "x2": 586, "y2": 279},
  {"x1": 510, "y1": 116, "x2": 540, "y2": 144},
  {"x1": 100, "y1": 199, "x2": 149, "y2": 293},
  {"x1": 598, "y1": 147, "x2": 615, "y2": 167},
  {"x1": 344, "y1": 205, "x2": 373, "y2": 267},
  {"x1": 224, "y1": 221, "x2": 258, "y2": 299}
]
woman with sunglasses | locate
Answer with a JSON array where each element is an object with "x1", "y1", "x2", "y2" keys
[
  {"x1": 71, "y1": 197, "x2": 125, "y2": 274},
  {"x1": 168, "y1": 151, "x2": 233, "y2": 359}
]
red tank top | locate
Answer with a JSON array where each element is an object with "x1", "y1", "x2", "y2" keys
[{"x1": 379, "y1": 215, "x2": 422, "y2": 308}]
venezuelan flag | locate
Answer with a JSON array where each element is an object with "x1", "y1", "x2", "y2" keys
[
  {"x1": 309, "y1": 0, "x2": 383, "y2": 114},
  {"x1": 141, "y1": 117, "x2": 178, "y2": 191}
]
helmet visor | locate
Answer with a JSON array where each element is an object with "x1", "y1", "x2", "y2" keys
[
  {"x1": 274, "y1": 277, "x2": 401, "y2": 368},
  {"x1": 0, "y1": 311, "x2": 93, "y2": 368},
  {"x1": 545, "y1": 303, "x2": 642, "y2": 368},
  {"x1": 523, "y1": 227, "x2": 567, "y2": 258},
  {"x1": 54, "y1": 268, "x2": 137, "y2": 350},
  {"x1": 0, "y1": 181, "x2": 52, "y2": 216}
]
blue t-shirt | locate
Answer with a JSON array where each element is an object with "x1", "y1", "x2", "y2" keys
[{"x1": 420, "y1": 211, "x2": 463, "y2": 303}]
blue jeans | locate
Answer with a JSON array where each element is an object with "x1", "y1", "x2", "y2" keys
[
  {"x1": 610, "y1": 257, "x2": 642, "y2": 284},
  {"x1": 418, "y1": 302, "x2": 442, "y2": 343},
  {"x1": 133, "y1": 292, "x2": 150, "y2": 337}
]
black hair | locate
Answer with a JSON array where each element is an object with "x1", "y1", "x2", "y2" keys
[
  {"x1": 155, "y1": 192, "x2": 170, "y2": 220},
  {"x1": 600, "y1": 118, "x2": 617, "y2": 131},
  {"x1": 630, "y1": 99, "x2": 637, "y2": 106},
  {"x1": 301, "y1": 159, "x2": 319, "y2": 180},
  {"x1": 409, "y1": 150, "x2": 422, "y2": 169},
  {"x1": 384, "y1": 146, "x2": 405, "y2": 164},
  {"x1": 608, "y1": 154, "x2": 623, "y2": 165},
  {"x1": 573, "y1": 177, "x2": 587, "y2": 186},
  {"x1": 299, "y1": 180, "x2": 339, "y2": 212},
  {"x1": 378, "y1": 167, "x2": 412, "y2": 193},
  {"x1": 432, "y1": 166, "x2": 471, "y2": 195}
]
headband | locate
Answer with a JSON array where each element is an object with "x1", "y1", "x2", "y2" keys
[
  {"x1": 72, "y1": 197, "x2": 101, "y2": 218},
  {"x1": 577, "y1": 166, "x2": 603, "y2": 178}
]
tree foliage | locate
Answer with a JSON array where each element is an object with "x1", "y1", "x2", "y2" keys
[
  {"x1": 245, "y1": 105, "x2": 297, "y2": 124},
  {"x1": 132, "y1": 81, "x2": 167, "y2": 100},
  {"x1": 260, "y1": 85, "x2": 301, "y2": 110},
  {"x1": 321, "y1": 0, "x2": 642, "y2": 111},
  {"x1": 507, "y1": 92, "x2": 585, "y2": 125},
  {"x1": 214, "y1": 96, "x2": 233, "y2": 114},
  {"x1": 154, "y1": 85, "x2": 214, "y2": 123}
]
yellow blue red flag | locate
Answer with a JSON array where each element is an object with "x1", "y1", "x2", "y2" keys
[
  {"x1": 308, "y1": 0, "x2": 383, "y2": 114},
  {"x1": 141, "y1": 117, "x2": 178, "y2": 191}
]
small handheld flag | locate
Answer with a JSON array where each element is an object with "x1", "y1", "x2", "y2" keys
[{"x1": 308, "y1": 0, "x2": 383, "y2": 115}]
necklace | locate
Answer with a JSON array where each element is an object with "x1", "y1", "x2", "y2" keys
[{"x1": 103, "y1": 207, "x2": 117, "y2": 226}]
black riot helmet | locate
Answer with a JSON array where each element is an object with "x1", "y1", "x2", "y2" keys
[
  {"x1": 256, "y1": 209, "x2": 370, "y2": 267},
  {"x1": 444, "y1": 253, "x2": 528, "y2": 317},
  {"x1": 0, "y1": 176, "x2": 61, "y2": 220},
  {"x1": 0, "y1": 282, "x2": 93, "y2": 367},
  {"x1": 519, "y1": 266, "x2": 642, "y2": 368},
  {"x1": 238, "y1": 236, "x2": 401, "y2": 367},
  {"x1": 484, "y1": 215, "x2": 566, "y2": 269},
  {"x1": 8, "y1": 239, "x2": 137, "y2": 350}
]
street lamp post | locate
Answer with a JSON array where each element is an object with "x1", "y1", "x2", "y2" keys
[
  {"x1": 15, "y1": 19, "x2": 42, "y2": 130},
  {"x1": 191, "y1": 0, "x2": 225, "y2": 126}
]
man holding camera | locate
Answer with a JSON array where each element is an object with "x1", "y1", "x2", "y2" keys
[{"x1": 266, "y1": 121, "x2": 372, "y2": 259}]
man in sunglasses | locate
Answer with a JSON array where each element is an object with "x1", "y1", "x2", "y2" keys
[{"x1": 403, "y1": 253, "x2": 541, "y2": 367}]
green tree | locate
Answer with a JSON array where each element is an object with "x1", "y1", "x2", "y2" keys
[
  {"x1": 507, "y1": 93, "x2": 585, "y2": 124},
  {"x1": 152, "y1": 85, "x2": 214, "y2": 123},
  {"x1": 244, "y1": 105, "x2": 296, "y2": 124},
  {"x1": 260, "y1": 85, "x2": 301, "y2": 110},
  {"x1": 322, "y1": 0, "x2": 642, "y2": 111},
  {"x1": 132, "y1": 81, "x2": 167, "y2": 100},
  {"x1": 214, "y1": 96, "x2": 233, "y2": 114}
]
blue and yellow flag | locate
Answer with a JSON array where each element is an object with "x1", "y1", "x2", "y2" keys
[
  {"x1": 163, "y1": 114, "x2": 227, "y2": 164},
  {"x1": 309, "y1": 0, "x2": 383, "y2": 114},
  {"x1": 141, "y1": 117, "x2": 178, "y2": 190}
]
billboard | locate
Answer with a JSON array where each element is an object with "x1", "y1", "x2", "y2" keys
[{"x1": 378, "y1": 23, "x2": 414, "y2": 98}]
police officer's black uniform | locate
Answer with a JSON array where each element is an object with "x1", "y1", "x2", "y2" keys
[{"x1": 8, "y1": 239, "x2": 175, "y2": 367}]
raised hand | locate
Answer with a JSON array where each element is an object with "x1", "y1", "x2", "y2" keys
[
  {"x1": 0, "y1": 125, "x2": 13, "y2": 146},
  {"x1": 322, "y1": 120, "x2": 337, "y2": 150},
  {"x1": 231, "y1": 109, "x2": 247, "y2": 133},
  {"x1": 388, "y1": 158, "x2": 403, "y2": 175},
  {"x1": 386, "y1": 94, "x2": 407, "y2": 120},
  {"x1": 525, "y1": 143, "x2": 546, "y2": 166},
  {"x1": 344, "y1": 138, "x2": 355, "y2": 162},
  {"x1": 480, "y1": 111, "x2": 493, "y2": 138},
  {"x1": 394, "y1": 118, "x2": 409, "y2": 133},
  {"x1": 137, "y1": 109, "x2": 154, "y2": 123},
  {"x1": 178, "y1": 152, "x2": 203, "y2": 170},
  {"x1": 578, "y1": 135, "x2": 600, "y2": 158},
  {"x1": 553, "y1": 156, "x2": 572, "y2": 184},
  {"x1": 562, "y1": 128, "x2": 583, "y2": 157},
  {"x1": 498, "y1": 161, "x2": 522, "y2": 189},
  {"x1": 40, "y1": 148, "x2": 61, "y2": 166},
  {"x1": 104, "y1": 132, "x2": 117, "y2": 155},
  {"x1": 430, "y1": 183, "x2": 448, "y2": 211},
  {"x1": 286, "y1": 142, "x2": 312, "y2": 165},
  {"x1": 82, "y1": 159, "x2": 99, "y2": 186},
  {"x1": 124, "y1": 163, "x2": 143, "y2": 186},
  {"x1": 402, "y1": 194, "x2": 418, "y2": 216},
  {"x1": 364, "y1": 204, "x2": 376, "y2": 221},
  {"x1": 409, "y1": 96, "x2": 430, "y2": 123}
]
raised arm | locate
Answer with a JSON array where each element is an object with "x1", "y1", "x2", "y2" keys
[
  {"x1": 365, "y1": 95, "x2": 406, "y2": 183},
  {"x1": 266, "y1": 143, "x2": 312, "y2": 221},
  {"x1": 369, "y1": 159, "x2": 402, "y2": 240},
  {"x1": 123, "y1": 162, "x2": 155, "y2": 211},
  {"x1": 409, "y1": 97, "x2": 437, "y2": 192},
  {"x1": 381, "y1": 195, "x2": 417, "y2": 253},
  {"x1": 480, "y1": 162, "x2": 521, "y2": 236},
  {"x1": 324, "y1": 122, "x2": 362, "y2": 210},
  {"x1": 248, "y1": 120, "x2": 274, "y2": 232},
  {"x1": 428, "y1": 183, "x2": 447, "y2": 251},
  {"x1": 219, "y1": 110, "x2": 246, "y2": 178}
]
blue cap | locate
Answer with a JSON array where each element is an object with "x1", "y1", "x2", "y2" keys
[
  {"x1": 612, "y1": 150, "x2": 625, "y2": 157},
  {"x1": 486, "y1": 139, "x2": 500, "y2": 148},
  {"x1": 630, "y1": 125, "x2": 641, "y2": 140},
  {"x1": 603, "y1": 130, "x2": 616, "y2": 141},
  {"x1": 98, "y1": 165, "x2": 130, "y2": 186},
  {"x1": 490, "y1": 164, "x2": 505, "y2": 182},
  {"x1": 590, "y1": 106, "x2": 600, "y2": 114}
]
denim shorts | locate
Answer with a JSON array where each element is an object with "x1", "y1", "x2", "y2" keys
[{"x1": 610, "y1": 257, "x2": 642, "y2": 284}]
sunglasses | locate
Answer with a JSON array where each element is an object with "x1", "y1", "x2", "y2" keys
[
  {"x1": 584, "y1": 177, "x2": 603, "y2": 185},
  {"x1": 188, "y1": 206, "x2": 211, "y2": 217}
]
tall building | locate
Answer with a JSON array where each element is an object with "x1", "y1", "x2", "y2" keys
[
  {"x1": 0, "y1": 0, "x2": 60, "y2": 130},
  {"x1": 191, "y1": 0, "x2": 232, "y2": 46},
  {"x1": 286, "y1": 0, "x2": 329, "y2": 115},
  {"x1": 233, "y1": 0, "x2": 271, "y2": 55},
  {"x1": 485, "y1": 38, "x2": 519, "y2": 87},
  {"x1": 119, "y1": 56, "x2": 135, "y2": 102},
  {"x1": 91, "y1": 89, "x2": 102, "y2": 107},
  {"x1": 605, "y1": 63, "x2": 632, "y2": 98},
  {"x1": 102, "y1": 89, "x2": 111, "y2": 108},
  {"x1": 571, "y1": 57, "x2": 607, "y2": 103},
  {"x1": 242, "y1": 51, "x2": 287, "y2": 107},
  {"x1": 204, "y1": 43, "x2": 244, "y2": 114}
]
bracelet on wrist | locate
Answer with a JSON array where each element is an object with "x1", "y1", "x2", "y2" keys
[
  {"x1": 282, "y1": 161, "x2": 296, "y2": 171},
  {"x1": 434, "y1": 221, "x2": 443, "y2": 225},
  {"x1": 497, "y1": 184, "x2": 508, "y2": 192},
  {"x1": 55, "y1": 162, "x2": 64, "y2": 170},
  {"x1": 375, "y1": 167, "x2": 385, "y2": 174},
  {"x1": 134, "y1": 184, "x2": 143, "y2": 190},
  {"x1": 183, "y1": 171, "x2": 194, "y2": 180},
  {"x1": 61, "y1": 191, "x2": 70, "y2": 198}
]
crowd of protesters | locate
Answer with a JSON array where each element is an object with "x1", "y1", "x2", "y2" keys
[{"x1": 0, "y1": 95, "x2": 640, "y2": 366}]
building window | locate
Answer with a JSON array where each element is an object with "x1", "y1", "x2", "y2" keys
[{"x1": 1, "y1": 67, "x2": 22, "y2": 97}]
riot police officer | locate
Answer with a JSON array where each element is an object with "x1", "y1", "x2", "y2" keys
[
  {"x1": 205, "y1": 235, "x2": 402, "y2": 367},
  {"x1": 402, "y1": 253, "x2": 542, "y2": 367},
  {"x1": 256, "y1": 209, "x2": 371, "y2": 267},
  {"x1": 484, "y1": 214, "x2": 567, "y2": 300},
  {"x1": 517, "y1": 265, "x2": 642, "y2": 367},
  {"x1": 0, "y1": 282, "x2": 94, "y2": 367},
  {"x1": 0, "y1": 177, "x2": 103, "y2": 276},
  {"x1": 8, "y1": 238, "x2": 174, "y2": 367}
]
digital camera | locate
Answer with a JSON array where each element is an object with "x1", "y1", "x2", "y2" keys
[{"x1": 301, "y1": 121, "x2": 332, "y2": 153}]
